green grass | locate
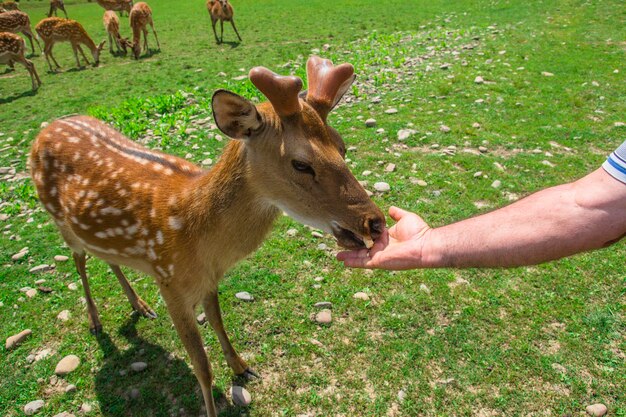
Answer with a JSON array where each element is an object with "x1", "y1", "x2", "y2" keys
[{"x1": 1, "y1": 0, "x2": 626, "y2": 416}]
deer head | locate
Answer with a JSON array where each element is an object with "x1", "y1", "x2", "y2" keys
[
  {"x1": 212, "y1": 56, "x2": 385, "y2": 249},
  {"x1": 92, "y1": 40, "x2": 106, "y2": 65}
]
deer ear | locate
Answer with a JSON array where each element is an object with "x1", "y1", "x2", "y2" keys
[{"x1": 212, "y1": 90, "x2": 262, "y2": 140}]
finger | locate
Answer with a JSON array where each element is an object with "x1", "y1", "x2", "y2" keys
[
  {"x1": 336, "y1": 248, "x2": 370, "y2": 261},
  {"x1": 389, "y1": 206, "x2": 413, "y2": 222},
  {"x1": 367, "y1": 228, "x2": 389, "y2": 257},
  {"x1": 339, "y1": 255, "x2": 372, "y2": 269}
]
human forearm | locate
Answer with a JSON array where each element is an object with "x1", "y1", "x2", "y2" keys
[{"x1": 422, "y1": 168, "x2": 626, "y2": 268}]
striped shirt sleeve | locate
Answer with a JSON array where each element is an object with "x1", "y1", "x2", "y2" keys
[{"x1": 602, "y1": 140, "x2": 626, "y2": 184}]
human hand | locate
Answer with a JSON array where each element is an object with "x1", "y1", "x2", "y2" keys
[{"x1": 336, "y1": 206, "x2": 432, "y2": 270}]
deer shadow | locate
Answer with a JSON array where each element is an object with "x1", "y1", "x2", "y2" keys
[
  {"x1": 0, "y1": 89, "x2": 38, "y2": 104},
  {"x1": 216, "y1": 40, "x2": 241, "y2": 49},
  {"x1": 94, "y1": 315, "x2": 246, "y2": 417},
  {"x1": 138, "y1": 48, "x2": 161, "y2": 59}
]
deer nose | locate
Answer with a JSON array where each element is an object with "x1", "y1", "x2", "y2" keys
[{"x1": 367, "y1": 216, "x2": 385, "y2": 241}]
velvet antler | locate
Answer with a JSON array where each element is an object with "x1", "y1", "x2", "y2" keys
[
  {"x1": 305, "y1": 56, "x2": 356, "y2": 121},
  {"x1": 249, "y1": 67, "x2": 302, "y2": 117}
]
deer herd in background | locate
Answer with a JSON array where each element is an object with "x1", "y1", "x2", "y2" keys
[{"x1": 0, "y1": 0, "x2": 242, "y2": 92}]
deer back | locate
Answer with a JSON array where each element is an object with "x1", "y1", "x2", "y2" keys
[{"x1": 0, "y1": 10, "x2": 30, "y2": 33}]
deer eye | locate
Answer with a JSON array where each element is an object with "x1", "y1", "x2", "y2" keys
[{"x1": 291, "y1": 160, "x2": 315, "y2": 176}]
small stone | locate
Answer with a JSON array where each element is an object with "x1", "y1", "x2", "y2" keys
[
  {"x1": 419, "y1": 284, "x2": 431, "y2": 294},
  {"x1": 23, "y1": 399, "x2": 44, "y2": 415},
  {"x1": 415, "y1": 179, "x2": 428, "y2": 187},
  {"x1": 353, "y1": 292, "x2": 369, "y2": 301},
  {"x1": 196, "y1": 312, "x2": 206, "y2": 325},
  {"x1": 57, "y1": 310, "x2": 70, "y2": 321},
  {"x1": 397, "y1": 129, "x2": 413, "y2": 141},
  {"x1": 542, "y1": 160, "x2": 555, "y2": 167},
  {"x1": 491, "y1": 180, "x2": 502, "y2": 188},
  {"x1": 11, "y1": 248, "x2": 28, "y2": 260},
  {"x1": 54, "y1": 255, "x2": 69, "y2": 262},
  {"x1": 29, "y1": 264, "x2": 54, "y2": 274},
  {"x1": 130, "y1": 362, "x2": 147, "y2": 372},
  {"x1": 26, "y1": 289, "x2": 37, "y2": 298},
  {"x1": 585, "y1": 404, "x2": 608, "y2": 417},
  {"x1": 67, "y1": 283, "x2": 78, "y2": 291},
  {"x1": 310, "y1": 338, "x2": 324, "y2": 348},
  {"x1": 374, "y1": 182, "x2": 390, "y2": 192},
  {"x1": 384, "y1": 163, "x2": 396, "y2": 172},
  {"x1": 40, "y1": 121, "x2": 49, "y2": 129},
  {"x1": 201, "y1": 158, "x2": 213, "y2": 166},
  {"x1": 474, "y1": 76, "x2": 484, "y2": 84},
  {"x1": 55, "y1": 355, "x2": 80, "y2": 376},
  {"x1": 493, "y1": 162, "x2": 505, "y2": 171},
  {"x1": 542, "y1": 71, "x2": 554, "y2": 77},
  {"x1": 65, "y1": 384, "x2": 77, "y2": 393},
  {"x1": 317, "y1": 243, "x2": 328, "y2": 250},
  {"x1": 397, "y1": 390, "x2": 406, "y2": 403},
  {"x1": 376, "y1": 128, "x2": 385, "y2": 134},
  {"x1": 614, "y1": 122, "x2": 625, "y2": 127},
  {"x1": 314, "y1": 276, "x2": 324, "y2": 282},
  {"x1": 440, "y1": 125, "x2": 451, "y2": 133},
  {"x1": 311, "y1": 231, "x2": 324, "y2": 238},
  {"x1": 364, "y1": 118, "x2": 377, "y2": 127},
  {"x1": 472, "y1": 122, "x2": 481, "y2": 128},
  {"x1": 314, "y1": 301, "x2": 332, "y2": 309},
  {"x1": 235, "y1": 292, "x2": 254, "y2": 302},
  {"x1": 362, "y1": 170, "x2": 372, "y2": 177},
  {"x1": 80, "y1": 403, "x2": 92, "y2": 413},
  {"x1": 53, "y1": 412, "x2": 75, "y2": 417},
  {"x1": 34, "y1": 349, "x2": 52, "y2": 362},
  {"x1": 478, "y1": 146, "x2": 488, "y2": 153},
  {"x1": 230, "y1": 386, "x2": 252, "y2": 406},
  {"x1": 129, "y1": 388, "x2": 140, "y2": 399},
  {"x1": 385, "y1": 108, "x2": 398, "y2": 114},
  {"x1": 315, "y1": 309, "x2": 332, "y2": 324},
  {"x1": 5, "y1": 328, "x2": 31, "y2": 349},
  {"x1": 439, "y1": 63, "x2": 451, "y2": 70},
  {"x1": 286, "y1": 228, "x2": 298, "y2": 237}
]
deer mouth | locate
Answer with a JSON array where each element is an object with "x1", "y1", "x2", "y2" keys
[{"x1": 331, "y1": 222, "x2": 374, "y2": 250}]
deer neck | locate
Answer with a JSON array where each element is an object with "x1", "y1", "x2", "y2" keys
[
  {"x1": 79, "y1": 33, "x2": 97, "y2": 52},
  {"x1": 175, "y1": 141, "x2": 279, "y2": 268}
]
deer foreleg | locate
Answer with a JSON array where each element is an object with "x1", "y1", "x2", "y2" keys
[
  {"x1": 77, "y1": 44, "x2": 90, "y2": 66},
  {"x1": 108, "y1": 32, "x2": 114, "y2": 53},
  {"x1": 202, "y1": 292, "x2": 259, "y2": 379},
  {"x1": 47, "y1": 4, "x2": 54, "y2": 17},
  {"x1": 163, "y1": 291, "x2": 218, "y2": 417},
  {"x1": 73, "y1": 252, "x2": 102, "y2": 335},
  {"x1": 22, "y1": 30, "x2": 39, "y2": 55},
  {"x1": 210, "y1": 17, "x2": 219, "y2": 43},
  {"x1": 108, "y1": 264, "x2": 157, "y2": 319},
  {"x1": 219, "y1": 19, "x2": 224, "y2": 43},
  {"x1": 142, "y1": 28, "x2": 148, "y2": 53},
  {"x1": 61, "y1": 4, "x2": 68, "y2": 18},
  {"x1": 44, "y1": 42, "x2": 61, "y2": 71},
  {"x1": 149, "y1": 21, "x2": 160, "y2": 50},
  {"x1": 23, "y1": 58, "x2": 41, "y2": 90},
  {"x1": 230, "y1": 19, "x2": 242, "y2": 41}
]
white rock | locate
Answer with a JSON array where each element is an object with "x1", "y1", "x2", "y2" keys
[
  {"x1": 440, "y1": 125, "x2": 451, "y2": 133},
  {"x1": 67, "y1": 283, "x2": 78, "y2": 291},
  {"x1": 493, "y1": 162, "x2": 505, "y2": 171},
  {"x1": 196, "y1": 312, "x2": 206, "y2": 325},
  {"x1": 314, "y1": 276, "x2": 324, "y2": 282},
  {"x1": 130, "y1": 362, "x2": 147, "y2": 372},
  {"x1": 491, "y1": 180, "x2": 502, "y2": 188},
  {"x1": 385, "y1": 108, "x2": 398, "y2": 114},
  {"x1": 311, "y1": 231, "x2": 324, "y2": 238},
  {"x1": 201, "y1": 158, "x2": 213, "y2": 166},
  {"x1": 79, "y1": 403, "x2": 92, "y2": 413},
  {"x1": 129, "y1": 388, "x2": 140, "y2": 399},
  {"x1": 40, "y1": 121, "x2": 49, "y2": 129},
  {"x1": 362, "y1": 170, "x2": 372, "y2": 177},
  {"x1": 397, "y1": 389, "x2": 406, "y2": 402},
  {"x1": 419, "y1": 284, "x2": 431, "y2": 294},
  {"x1": 415, "y1": 180, "x2": 428, "y2": 187},
  {"x1": 57, "y1": 310, "x2": 70, "y2": 321},
  {"x1": 54, "y1": 255, "x2": 69, "y2": 262},
  {"x1": 586, "y1": 404, "x2": 608, "y2": 417},
  {"x1": 24, "y1": 399, "x2": 44, "y2": 415},
  {"x1": 315, "y1": 309, "x2": 332, "y2": 324},
  {"x1": 11, "y1": 248, "x2": 28, "y2": 260},
  {"x1": 374, "y1": 182, "x2": 390, "y2": 192},
  {"x1": 314, "y1": 301, "x2": 332, "y2": 309},
  {"x1": 542, "y1": 71, "x2": 554, "y2": 77},
  {"x1": 472, "y1": 122, "x2": 481, "y2": 128},
  {"x1": 53, "y1": 412, "x2": 75, "y2": 417},
  {"x1": 384, "y1": 163, "x2": 396, "y2": 172},
  {"x1": 286, "y1": 228, "x2": 298, "y2": 237},
  {"x1": 26, "y1": 289, "x2": 37, "y2": 298},
  {"x1": 230, "y1": 386, "x2": 252, "y2": 406},
  {"x1": 474, "y1": 76, "x2": 484, "y2": 84},
  {"x1": 235, "y1": 292, "x2": 254, "y2": 302},
  {"x1": 542, "y1": 160, "x2": 555, "y2": 167},
  {"x1": 64, "y1": 384, "x2": 77, "y2": 393},
  {"x1": 353, "y1": 292, "x2": 369, "y2": 301},
  {"x1": 614, "y1": 122, "x2": 625, "y2": 127},
  {"x1": 365, "y1": 118, "x2": 377, "y2": 127},
  {"x1": 478, "y1": 146, "x2": 488, "y2": 153},
  {"x1": 29, "y1": 264, "x2": 53, "y2": 274},
  {"x1": 397, "y1": 129, "x2": 413, "y2": 141},
  {"x1": 55, "y1": 355, "x2": 80, "y2": 376},
  {"x1": 5, "y1": 329, "x2": 31, "y2": 349}
]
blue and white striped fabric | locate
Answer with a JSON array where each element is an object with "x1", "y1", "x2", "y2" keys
[{"x1": 603, "y1": 141, "x2": 626, "y2": 184}]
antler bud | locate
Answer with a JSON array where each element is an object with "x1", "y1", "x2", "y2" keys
[
  {"x1": 249, "y1": 67, "x2": 302, "y2": 117},
  {"x1": 306, "y1": 56, "x2": 355, "y2": 120}
]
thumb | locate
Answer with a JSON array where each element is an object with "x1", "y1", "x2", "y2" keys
[{"x1": 388, "y1": 206, "x2": 413, "y2": 222}]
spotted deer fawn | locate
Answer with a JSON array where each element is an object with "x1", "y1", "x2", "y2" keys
[
  {"x1": 103, "y1": 10, "x2": 129, "y2": 54},
  {"x1": 207, "y1": 0, "x2": 241, "y2": 44},
  {"x1": 129, "y1": 1, "x2": 159, "y2": 59},
  {"x1": 0, "y1": 1, "x2": 19, "y2": 12},
  {"x1": 31, "y1": 56, "x2": 384, "y2": 416},
  {"x1": 95, "y1": 0, "x2": 133, "y2": 16},
  {"x1": 0, "y1": 10, "x2": 41, "y2": 55},
  {"x1": 48, "y1": 0, "x2": 68, "y2": 18},
  {"x1": 0, "y1": 32, "x2": 41, "y2": 90},
  {"x1": 35, "y1": 17, "x2": 105, "y2": 71}
]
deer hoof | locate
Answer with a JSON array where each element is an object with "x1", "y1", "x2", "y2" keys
[
  {"x1": 89, "y1": 323, "x2": 103, "y2": 335},
  {"x1": 238, "y1": 368, "x2": 260, "y2": 380}
]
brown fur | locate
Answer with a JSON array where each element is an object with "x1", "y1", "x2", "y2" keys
[
  {"x1": 206, "y1": 0, "x2": 241, "y2": 43},
  {"x1": 35, "y1": 17, "x2": 105, "y2": 70},
  {"x1": 103, "y1": 10, "x2": 128, "y2": 54},
  {"x1": 0, "y1": 32, "x2": 41, "y2": 90},
  {"x1": 30, "y1": 59, "x2": 384, "y2": 417},
  {"x1": 95, "y1": 0, "x2": 132, "y2": 15},
  {"x1": 129, "y1": 1, "x2": 159, "y2": 59},
  {"x1": 0, "y1": 10, "x2": 40, "y2": 54},
  {"x1": 48, "y1": 0, "x2": 68, "y2": 18}
]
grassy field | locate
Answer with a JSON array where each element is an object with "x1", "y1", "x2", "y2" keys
[{"x1": 1, "y1": 0, "x2": 625, "y2": 416}]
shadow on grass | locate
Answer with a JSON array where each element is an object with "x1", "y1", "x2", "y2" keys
[
  {"x1": 138, "y1": 48, "x2": 162, "y2": 60},
  {"x1": 94, "y1": 315, "x2": 246, "y2": 417},
  {"x1": 0, "y1": 89, "x2": 38, "y2": 104}
]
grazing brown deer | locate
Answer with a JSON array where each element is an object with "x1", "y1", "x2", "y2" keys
[
  {"x1": 31, "y1": 56, "x2": 384, "y2": 416},
  {"x1": 0, "y1": 10, "x2": 41, "y2": 55},
  {"x1": 103, "y1": 10, "x2": 129, "y2": 54},
  {"x1": 48, "y1": 0, "x2": 68, "y2": 18},
  {"x1": 35, "y1": 17, "x2": 105, "y2": 71},
  {"x1": 129, "y1": 1, "x2": 159, "y2": 59},
  {"x1": 0, "y1": 32, "x2": 41, "y2": 90},
  {"x1": 207, "y1": 0, "x2": 241, "y2": 44},
  {"x1": 95, "y1": 0, "x2": 133, "y2": 16},
  {"x1": 0, "y1": 1, "x2": 19, "y2": 11}
]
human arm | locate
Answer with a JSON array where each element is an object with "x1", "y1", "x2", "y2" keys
[{"x1": 337, "y1": 167, "x2": 626, "y2": 269}]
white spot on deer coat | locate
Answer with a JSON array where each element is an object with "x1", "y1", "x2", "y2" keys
[
  {"x1": 168, "y1": 216, "x2": 183, "y2": 230},
  {"x1": 95, "y1": 231, "x2": 107, "y2": 239},
  {"x1": 156, "y1": 230, "x2": 164, "y2": 245},
  {"x1": 147, "y1": 248, "x2": 157, "y2": 261}
]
